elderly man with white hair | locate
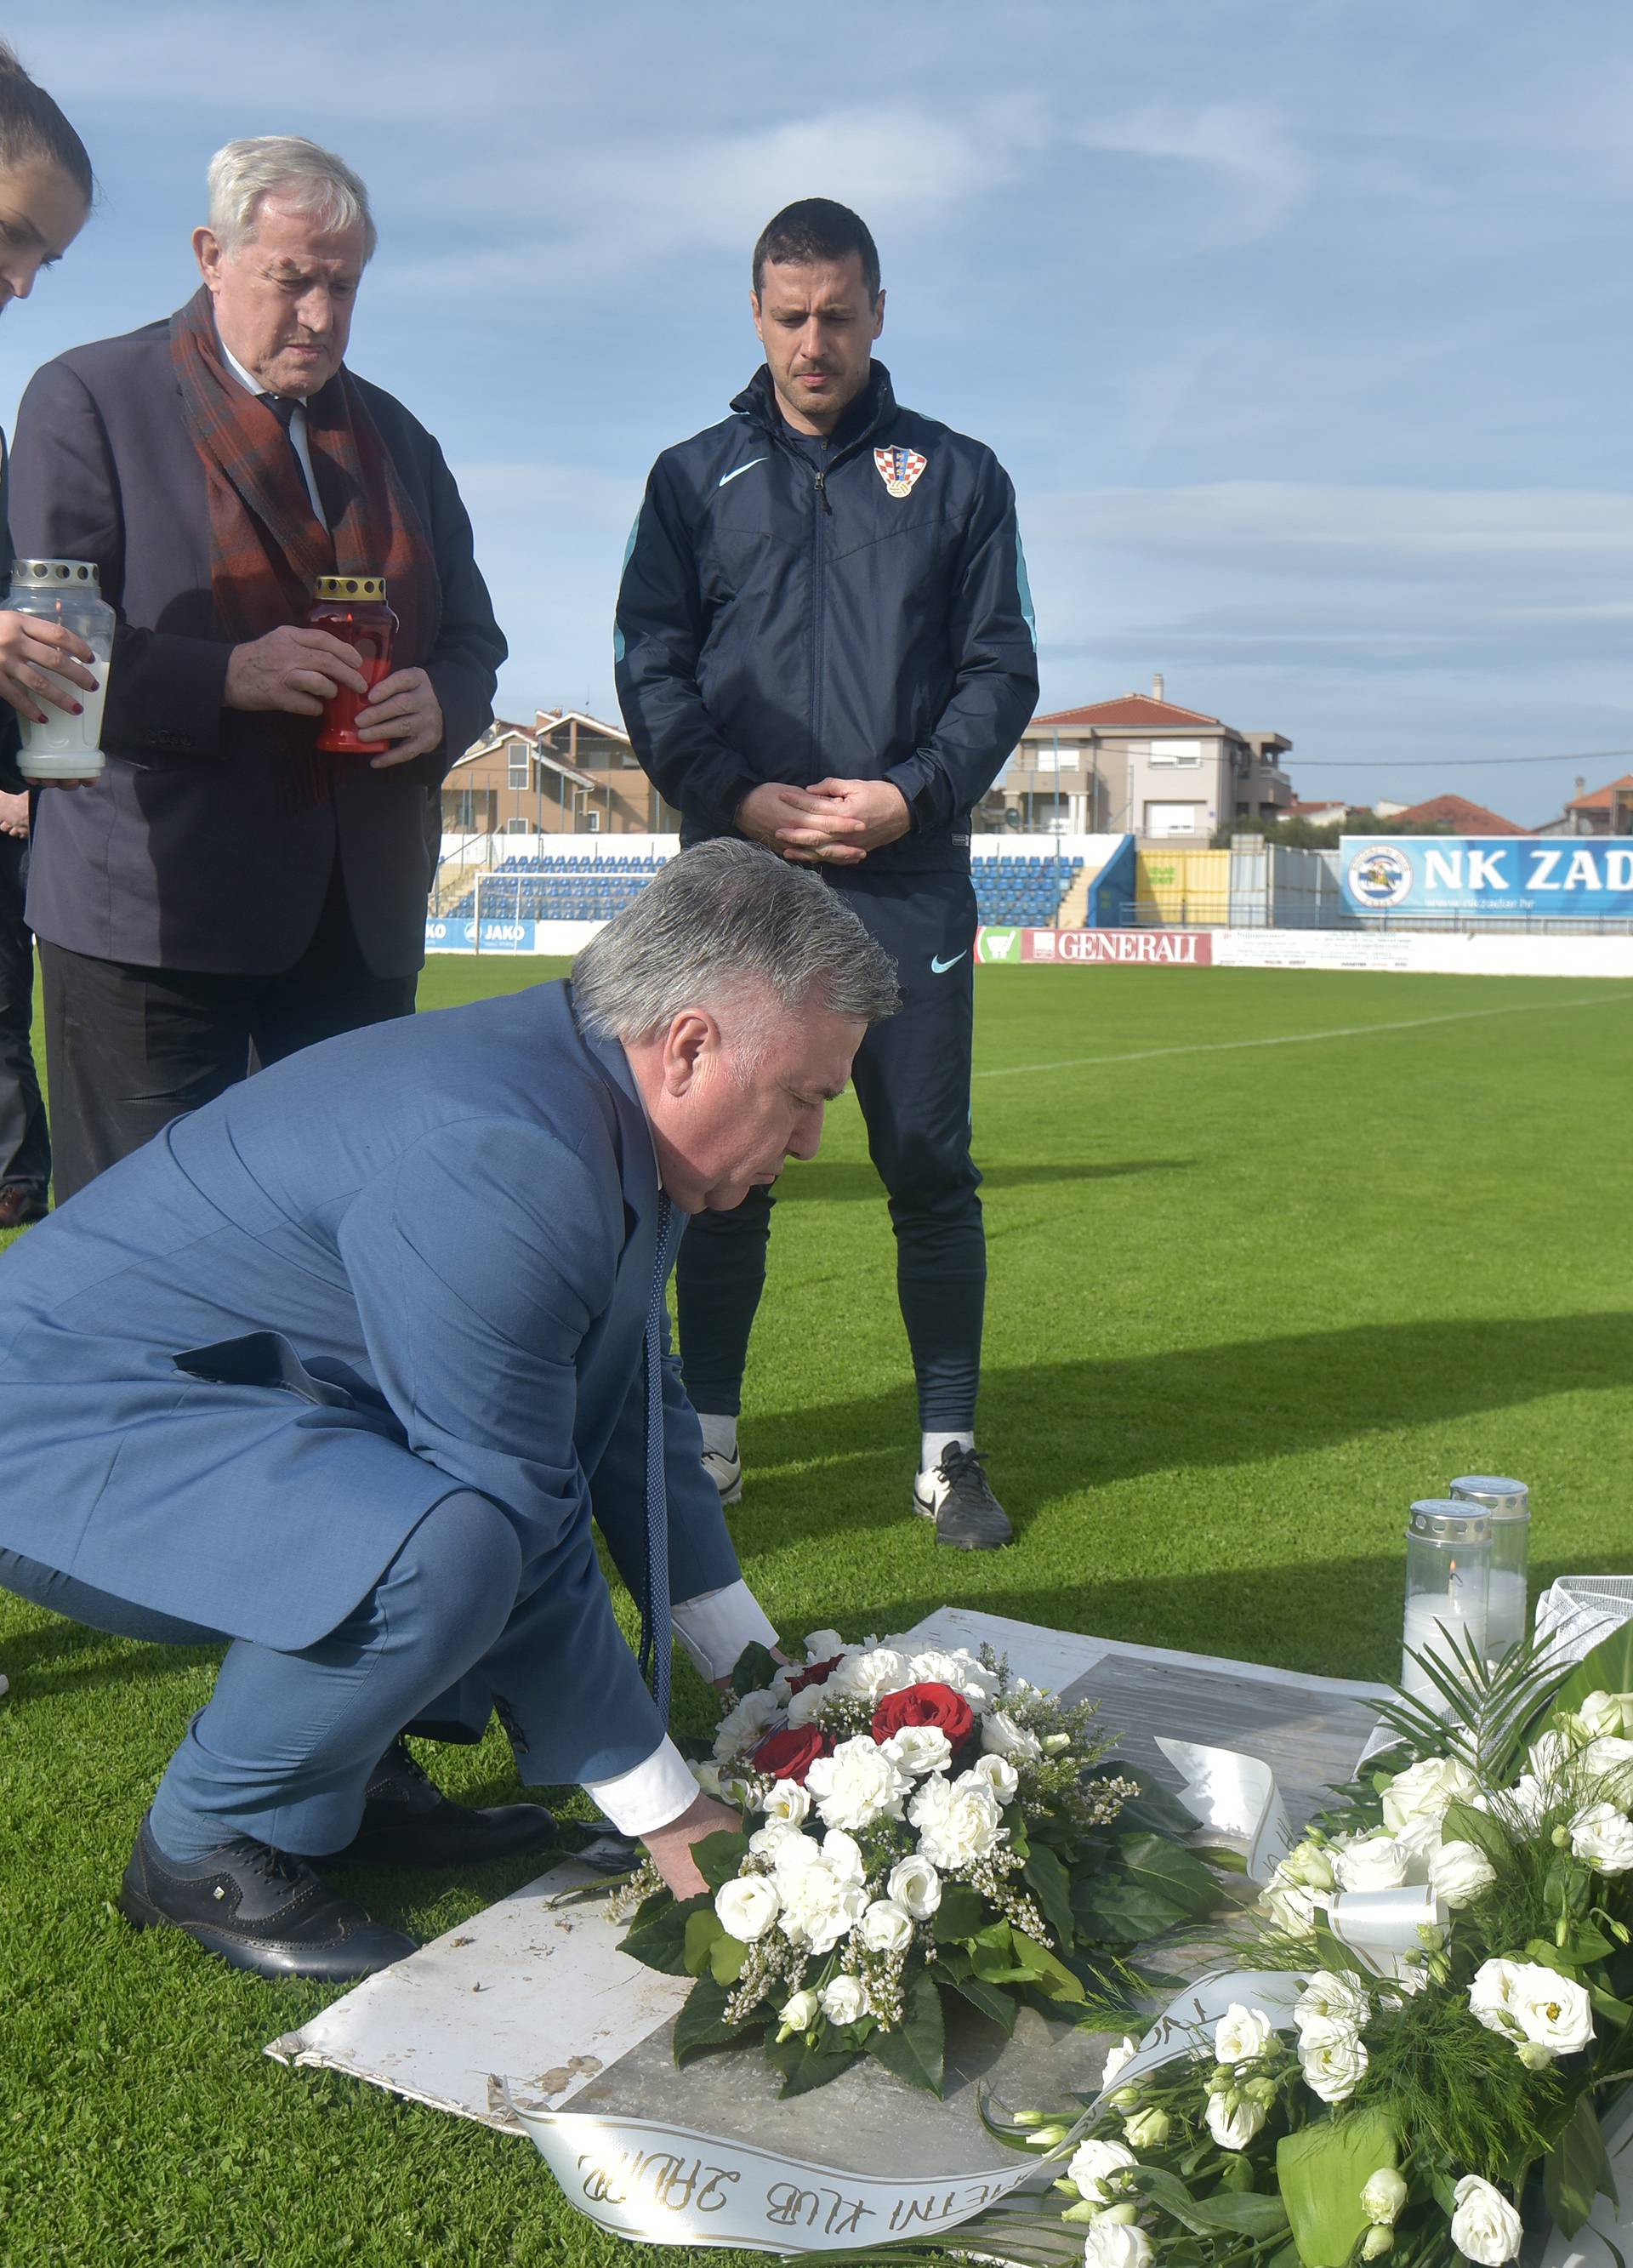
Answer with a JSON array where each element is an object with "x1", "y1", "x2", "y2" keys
[{"x1": 9, "y1": 134, "x2": 505, "y2": 1201}]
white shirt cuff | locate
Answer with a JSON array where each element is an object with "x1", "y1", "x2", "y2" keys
[
  {"x1": 671, "y1": 1580, "x2": 779, "y2": 1682},
  {"x1": 582, "y1": 1735, "x2": 699, "y2": 1837}
]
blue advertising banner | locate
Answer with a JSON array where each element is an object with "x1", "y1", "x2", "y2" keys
[
  {"x1": 1340, "y1": 836, "x2": 1633, "y2": 918},
  {"x1": 424, "y1": 916, "x2": 538, "y2": 952}
]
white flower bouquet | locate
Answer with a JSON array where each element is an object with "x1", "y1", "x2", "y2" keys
[
  {"x1": 1007, "y1": 1627, "x2": 1633, "y2": 2268},
  {"x1": 615, "y1": 1633, "x2": 1229, "y2": 2100}
]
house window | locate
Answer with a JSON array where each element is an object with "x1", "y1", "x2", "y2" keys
[
  {"x1": 1148, "y1": 740, "x2": 1203, "y2": 768},
  {"x1": 1145, "y1": 801, "x2": 1202, "y2": 837},
  {"x1": 506, "y1": 741, "x2": 529, "y2": 788},
  {"x1": 584, "y1": 808, "x2": 601, "y2": 833},
  {"x1": 504, "y1": 816, "x2": 529, "y2": 834}
]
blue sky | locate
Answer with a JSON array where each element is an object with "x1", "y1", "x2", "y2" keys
[{"x1": 9, "y1": 0, "x2": 1630, "y2": 824}]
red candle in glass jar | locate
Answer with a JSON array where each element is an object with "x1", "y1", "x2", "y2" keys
[{"x1": 305, "y1": 573, "x2": 398, "y2": 755}]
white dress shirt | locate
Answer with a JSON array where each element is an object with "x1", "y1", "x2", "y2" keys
[{"x1": 218, "y1": 334, "x2": 328, "y2": 530}]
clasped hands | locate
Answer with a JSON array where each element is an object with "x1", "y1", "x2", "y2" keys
[
  {"x1": 737, "y1": 777, "x2": 910, "y2": 866},
  {"x1": 224, "y1": 624, "x2": 443, "y2": 766}
]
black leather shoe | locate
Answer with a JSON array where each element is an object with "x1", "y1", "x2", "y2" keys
[
  {"x1": 913, "y1": 1444, "x2": 1016, "y2": 1551},
  {"x1": 0, "y1": 1185, "x2": 47, "y2": 1230},
  {"x1": 120, "y1": 1814, "x2": 417, "y2": 1981},
  {"x1": 302, "y1": 1739, "x2": 560, "y2": 1868}
]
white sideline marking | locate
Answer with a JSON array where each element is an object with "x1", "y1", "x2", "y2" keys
[{"x1": 971, "y1": 989, "x2": 1633, "y2": 1084}]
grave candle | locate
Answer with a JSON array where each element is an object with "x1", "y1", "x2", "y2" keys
[
  {"x1": 1402, "y1": 1499, "x2": 1491, "y2": 1706},
  {"x1": 305, "y1": 573, "x2": 397, "y2": 755},
  {"x1": 1448, "y1": 1475, "x2": 1530, "y2": 1669}
]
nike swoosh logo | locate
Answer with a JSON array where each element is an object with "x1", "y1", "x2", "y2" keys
[
  {"x1": 930, "y1": 951, "x2": 968, "y2": 974},
  {"x1": 718, "y1": 457, "x2": 768, "y2": 487}
]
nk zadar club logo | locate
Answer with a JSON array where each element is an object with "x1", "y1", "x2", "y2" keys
[
  {"x1": 1347, "y1": 843, "x2": 1414, "y2": 909},
  {"x1": 874, "y1": 445, "x2": 927, "y2": 498}
]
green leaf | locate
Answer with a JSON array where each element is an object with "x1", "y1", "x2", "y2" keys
[
  {"x1": 1023, "y1": 1842, "x2": 1076, "y2": 1946},
  {"x1": 1117, "y1": 1832, "x2": 1226, "y2": 1918},
  {"x1": 730, "y1": 1640, "x2": 782, "y2": 1699},
  {"x1": 1187, "y1": 2194, "x2": 1292, "y2": 2238},
  {"x1": 1009, "y1": 1930, "x2": 1087, "y2": 2004},
  {"x1": 691, "y1": 1831, "x2": 749, "y2": 1891},
  {"x1": 1534, "y1": 1627, "x2": 1633, "y2": 1742},
  {"x1": 619, "y1": 1890, "x2": 710, "y2": 1975},
  {"x1": 1442, "y1": 1799, "x2": 1513, "y2": 1871},
  {"x1": 1276, "y1": 2110, "x2": 1399, "y2": 2268},
  {"x1": 866, "y1": 1970, "x2": 946, "y2": 2095},
  {"x1": 764, "y1": 2029, "x2": 859, "y2": 2099},
  {"x1": 932, "y1": 1883, "x2": 987, "y2": 1943},
  {"x1": 1545, "y1": 2090, "x2": 1608, "y2": 2238},
  {"x1": 683, "y1": 1908, "x2": 725, "y2": 1977},
  {"x1": 1095, "y1": 1765, "x2": 1198, "y2": 1839},
  {"x1": 1073, "y1": 1873, "x2": 1201, "y2": 1945},
  {"x1": 709, "y1": 1932, "x2": 748, "y2": 1986},
  {"x1": 942, "y1": 1969, "x2": 1019, "y2": 2035},
  {"x1": 673, "y1": 1975, "x2": 742, "y2": 2063}
]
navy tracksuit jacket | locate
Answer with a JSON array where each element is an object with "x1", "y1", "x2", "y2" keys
[{"x1": 613, "y1": 362, "x2": 1038, "y2": 1429}]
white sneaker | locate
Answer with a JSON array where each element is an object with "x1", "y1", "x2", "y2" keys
[{"x1": 702, "y1": 1443, "x2": 743, "y2": 1506}]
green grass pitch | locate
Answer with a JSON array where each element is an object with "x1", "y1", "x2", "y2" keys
[{"x1": 3, "y1": 958, "x2": 1630, "y2": 2265}]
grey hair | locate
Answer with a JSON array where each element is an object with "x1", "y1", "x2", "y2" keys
[
  {"x1": 572, "y1": 840, "x2": 900, "y2": 1053},
  {"x1": 207, "y1": 135, "x2": 377, "y2": 260}
]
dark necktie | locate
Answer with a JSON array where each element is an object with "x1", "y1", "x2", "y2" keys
[
  {"x1": 639, "y1": 1193, "x2": 675, "y2": 1725},
  {"x1": 259, "y1": 392, "x2": 310, "y2": 493}
]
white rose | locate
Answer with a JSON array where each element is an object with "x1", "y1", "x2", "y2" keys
[
  {"x1": 1511, "y1": 1964, "x2": 1594, "y2": 2058},
  {"x1": 819, "y1": 1973, "x2": 870, "y2": 2026},
  {"x1": 1280, "y1": 1839, "x2": 1337, "y2": 1891},
  {"x1": 785, "y1": 1684, "x2": 832, "y2": 1729},
  {"x1": 714, "y1": 1874, "x2": 781, "y2": 1942},
  {"x1": 1101, "y1": 2034, "x2": 1140, "y2": 2088},
  {"x1": 1332, "y1": 1833, "x2": 1410, "y2": 1893},
  {"x1": 805, "y1": 1735, "x2": 912, "y2": 1832},
  {"x1": 822, "y1": 1828, "x2": 868, "y2": 1885},
  {"x1": 982, "y1": 1709, "x2": 1043, "y2": 1763},
  {"x1": 803, "y1": 1629, "x2": 845, "y2": 1661},
  {"x1": 748, "y1": 1820, "x2": 796, "y2": 1859},
  {"x1": 713, "y1": 1687, "x2": 781, "y2": 1761},
  {"x1": 761, "y1": 1779, "x2": 812, "y2": 1827},
  {"x1": 691, "y1": 1760, "x2": 725, "y2": 1800},
  {"x1": 1391, "y1": 1812, "x2": 1448, "y2": 1875},
  {"x1": 969, "y1": 1751, "x2": 1021, "y2": 1804},
  {"x1": 1294, "y1": 1973, "x2": 1372, "y2": 2034},
  {"x1": 1579, "y1": 1690, "x2": 1633, "y2": 1739},
  {"x1": 828, "y1": 1647, "x2": 909, "y2": 1705},
  {"x1": 1428, "y1": 1840, "x2": 1498, "y2": 1909},
  {"x1": 1380, "y1": 1755, "x2": 1482, "y2": 1832},
  {"x1": 857, "y1": 1899, "x2": 915, "y2": 1955},
  {"x1": 1082, "y1": 2224, "x2": 1152, "y2": 2268},
  {"x1": 1067, "y1": 2138, "x2": 1136, "y2": 2204},
  {"x1": 1468, "y1": 1957, "x2": 1522, "y2": 2037},
  {"x1": 1570, "y1": 1800, "x2": 1633, "y2": 1874},
  {"x1": 881, "y1": 1724, "x2": 954, "y2": 1778},
  {"x1": 1363, "y1": 2169, "x2": 1408, "y2": 2226},
  {"x1": 908, "y1": 1774, "x2": 1005, "y2": 1870},
  {"x1": 1206, "y1": 2092, "x2": 1266, "y2": 2150},
  {"x1": 1081, "y1": 2224, "x2": 1153, "y2": 2268},
  {"x1": 778, "y1": 1987, "x2": 819, "y2": 2032},
  {"x1": 1449, "y1": 2176, "x2": 1522, "y2": 2265},
  {"x1": 771, "y1": 1832, "x2": 824, "y2": 1886},
  {"x1": 887, "y1": 1853, "x2": 942, "y2": 1918},
  {"x1": 1528, "y1": 1729, "x2": 1578, "y2": 1781},
  {"x1": 1124, "y1": 2108, "x2": 1170, "y2": 2149},
  {"x1": 903, "y1": 1647, "x2": 1000, "y2": 1706},
  {"x1": 1299, "y1": 2026, "x2": 1368, "y2": 2104},
  {"x1": 1260, "y1": 1863, "x2": 1322, "y2": 1936},
  {"x1": 1579, "y1": 1736, "x2": 1633, "y2": 1801},
  {"x1": 1215, "y1": 2004, "x2": 1275, "y2": 2066},
  {"x1": 1500, "y1": 1775, "x2": 1551, "y2": 1832},
  {"x1": 777, "y1": 1862, "x2": 866, "y2": 1954}
]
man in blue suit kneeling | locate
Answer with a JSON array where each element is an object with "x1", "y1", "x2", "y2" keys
[{"x1": 0, "y1": 841, "x2": 899, "y2": 1981}]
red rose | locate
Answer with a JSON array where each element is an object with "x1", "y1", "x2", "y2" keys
[
  {"x1": 750, "y1": 1725, "x2": 832, "y2": 1784},
  {"x1": 871, "y1": 1681, "x2": 975, "y2": 1749},
  {"x1": 786, "y1": 1653, "x2": 844, "y2": 1695}
]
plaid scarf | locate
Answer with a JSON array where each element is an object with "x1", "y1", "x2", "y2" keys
[{"x1": 168, "y1": 286, "x2": 440, "y2": 799}]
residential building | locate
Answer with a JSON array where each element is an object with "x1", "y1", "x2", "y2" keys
[
  {"x1": 1550, "y1": 774, "x2": 1633, "y2": 837},
  {"x1": 983, "y1": 675, "x2": 1293, "y2": 843},
  {"x1": 1371, "y1": 793, "x2": 1527, "y2": 836},
  {"x1": 441, "y1": 709, "x2": 680, "y2": 838}
]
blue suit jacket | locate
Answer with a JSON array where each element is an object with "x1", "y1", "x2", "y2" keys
[{"x1": 0, "y1": 980, "x2": 740, "y2": 1781}]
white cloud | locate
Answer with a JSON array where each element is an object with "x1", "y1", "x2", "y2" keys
[{"x1": 1076, "y1": 102, "x2": 1308, "y2": 236}]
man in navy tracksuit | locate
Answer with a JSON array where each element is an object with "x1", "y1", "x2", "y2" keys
[{"x1": 615, "y1": 199, "x2": 1038, "y2": 1550}]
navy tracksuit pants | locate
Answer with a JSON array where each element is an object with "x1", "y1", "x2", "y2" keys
[{"x1": 674, "y1": 866, "x2": 984, "y2": 1433}]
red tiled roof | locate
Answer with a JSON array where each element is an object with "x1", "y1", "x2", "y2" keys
[
  {"x1": 1032, "y1": 694, "x2": 1221, "y2": 730},
  {"x1": 1384, "y1": 795, "x2": 1528, "y2": 835},
  {"x1": 1287, "y1": 798, "x2": 1351, "y2": 817},
  {"x1": 1567, "y1": 773, "x2": 1633, "y2": 812}
]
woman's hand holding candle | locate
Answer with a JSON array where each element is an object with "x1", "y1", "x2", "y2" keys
[{"x1": 0, "y1": 609, "x2": 98, "y2": 726}]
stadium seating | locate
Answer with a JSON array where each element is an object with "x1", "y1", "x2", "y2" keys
[{"x1": 446, "y1": 851, "x2": 1081, "y2": 926}]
